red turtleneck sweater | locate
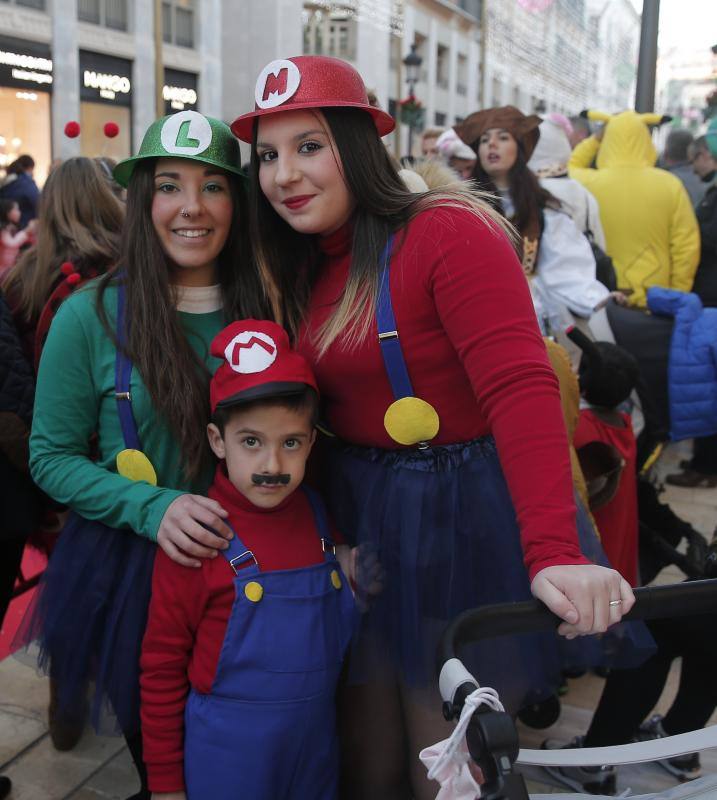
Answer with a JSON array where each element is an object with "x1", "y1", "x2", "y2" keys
[
  {"x1": 297, "y1": 207, "x2": 588, "y2": 580},
  {"x1": 140, "y1": 467, "x2": 336, "y2": 792}
]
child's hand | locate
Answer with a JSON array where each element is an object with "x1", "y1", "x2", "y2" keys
[
  {"x1": 157, "y1": 494, "x2": 233, "y2": 568},
  {"x1": 151, "y1": 793, "x2": 186, "y2": 800}
]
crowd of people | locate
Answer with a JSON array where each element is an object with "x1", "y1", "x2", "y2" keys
[{"x1": 0, "y1": 53, "x2": 715, "y2": 800}]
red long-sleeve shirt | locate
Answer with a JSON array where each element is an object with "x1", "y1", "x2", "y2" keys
[
  {"x1": 140, "y1": 467, "x2": 336, "y2": 793},
  {"x1": 297, "y1": 207, "x2": 588, "y2": 580}
]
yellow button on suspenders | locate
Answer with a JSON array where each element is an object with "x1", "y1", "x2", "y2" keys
[
  {"x1": 384, "y1": 396, "x2": 440, "y2": 446},
  {"x1": 244, "y1": 581, "x2": 263, "y2": 602},
  {"x1": 330, "y1": 570, "x2": 342, "y2": 590},
  {"x1": 116, "y1": 449, "x2": 158, "y2": 485}
]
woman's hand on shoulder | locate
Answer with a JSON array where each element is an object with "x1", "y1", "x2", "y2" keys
[
  {"x1": 530, "y1": 564, "x2": 634, "y2": 638},
  {"x1": 157, "y1": 494, "x2": 233, "y2": 568}
]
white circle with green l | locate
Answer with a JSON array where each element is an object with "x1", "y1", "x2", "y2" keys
[{"x1": 161, "y1": 111, "x2": 212, "y2": 156}]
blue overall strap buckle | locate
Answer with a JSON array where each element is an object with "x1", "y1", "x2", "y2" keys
[
  {"x1": 220, "y1": 523, "x2": 260, "y2": 574},
  {"x1": 321, "y1": 538, "x2": 336, "y2": 555},
  {"x1": 114, "y1": 282, "x2": 142, "y2": 451},
  {"x1": 376, "y1": 234, "x2": 415, "y2": 401},
  {"x1": 229, "y1": 549, "x2": 259, "y2": 575}
]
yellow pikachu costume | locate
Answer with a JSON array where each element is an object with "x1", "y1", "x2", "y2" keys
[{"x1": 569, "y1": 111, "x2": 700, "y2": 307}]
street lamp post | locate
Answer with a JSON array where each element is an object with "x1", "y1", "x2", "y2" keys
[{"x1": 402, "y1": 44, "x2": 423, "y2": 160}]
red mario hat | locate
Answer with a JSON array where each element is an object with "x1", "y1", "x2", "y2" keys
[
  {"x1": 231, "y1": 55, "x2": 395, "y2": 142},
  {"x1": 210, "y1": 320, "x2": 318, "y2": 413}
]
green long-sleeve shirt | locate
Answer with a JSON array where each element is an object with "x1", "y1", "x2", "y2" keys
[{"x1": 30, "y1": 282, "x2": 223, "y2": 541}]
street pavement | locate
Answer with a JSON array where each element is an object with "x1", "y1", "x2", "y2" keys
[{"x1": 0, "y1": 442, "x2": 715, "y2": 798}]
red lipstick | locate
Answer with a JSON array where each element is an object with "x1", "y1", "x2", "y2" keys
[{"x1": 282, "y1": 195, "x2": 315, "y2": 210}]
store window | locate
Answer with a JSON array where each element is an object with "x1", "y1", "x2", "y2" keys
[
  {"x1": 0, "y1": 36, "x2": 52, "y2": 186},
  {"x1": 78, "y1": 0, "x2": 129, "y2": 31},
  {"x1": 79, "y1": 51, "x2": 132, "y2": 161},
  {"x1": 162, "y1": 0, "x2": 195, "y2": 49}
]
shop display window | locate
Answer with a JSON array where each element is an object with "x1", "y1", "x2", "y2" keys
[
  {"x1": 0, "y1": 86, "x2": 52, "y2": 187},
  {"x1": 80, "y1": 102, "x2": 131, "y2": 161}
]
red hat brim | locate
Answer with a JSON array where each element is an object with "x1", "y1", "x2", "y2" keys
[{"x1": 231, "y1": 101, "x2": 395, "y2": 143}]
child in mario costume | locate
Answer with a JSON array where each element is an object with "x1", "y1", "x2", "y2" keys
[{"x1": 140, "y1": 319, "x2": 356, "y2": 800}]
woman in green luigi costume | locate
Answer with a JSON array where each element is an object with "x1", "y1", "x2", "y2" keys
[{"x1": 17, "y1": 111, "x2": 268, "y2": 799}]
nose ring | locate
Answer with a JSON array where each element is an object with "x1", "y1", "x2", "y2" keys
[{"x1": 180, "y1": 208, "x2": 190, "y2": 218}]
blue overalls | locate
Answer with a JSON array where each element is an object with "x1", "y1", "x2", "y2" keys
[{"x1": 184, "y1": 487, "x2": 356, "y2": 800}]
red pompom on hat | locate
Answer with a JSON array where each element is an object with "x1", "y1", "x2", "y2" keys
[
  {"x1": 209, "y1": 320, "x2": 318, "y2": 413},
  {"x1": 64, "y1": 121, "x2": 81, "y2": 138},
  {"x1": 104, "y1": 121, "x2": 119, "y2": 138},
  {"x1": 231, "y1": 55, "x2": 395, "y2": 142}
]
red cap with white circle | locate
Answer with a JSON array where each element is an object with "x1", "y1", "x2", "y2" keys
[
  {"x1": 231, "y1": 55, "x2": 395, "y2": 142},
  {"x1": 209, "y1": 320, "x2": 318, "y2": 413}
]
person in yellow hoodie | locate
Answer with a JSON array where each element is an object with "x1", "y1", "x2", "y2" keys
[{"x1": 569, "y1": 111, "x2": 700, "y2": 307}]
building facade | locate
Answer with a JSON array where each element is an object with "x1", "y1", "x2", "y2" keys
[
  {"x1": 483, "y1": 0, "x2": 639, "y2": 119},
  {"x1": 0, "y1": 0, "x2": 218, "y2": 185},
  {"x1": 0, "y1": 0, "x2": 644, "y2": 183}
]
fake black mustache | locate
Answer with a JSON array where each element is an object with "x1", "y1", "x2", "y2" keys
[{"x1": 252, "y1": 474, "x2": 291, "y2": 486}]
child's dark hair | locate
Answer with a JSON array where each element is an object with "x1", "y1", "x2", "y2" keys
[
  {"x1": 211, "y1": 386, "x2": 319, "y2": 435},
  {"x1": 579, "y1": 341, "x2": 639, "y2": 409},
  {"x1": 0, "y1": 199, "x2": 18, "y2": 229}
]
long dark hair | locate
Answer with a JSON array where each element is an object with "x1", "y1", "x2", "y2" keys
[
  {"x1": 249, "y1": 107, "x2": 509, "y2": 355},
  {"x1": 471, "y1": 142, "x2": 558, "y2": 236},
  {"x1": 97, "y1": 159, "x2": 269, "y2": 480}
]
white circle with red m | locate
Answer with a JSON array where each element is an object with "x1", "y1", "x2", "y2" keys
[
  {"x1": 255, "y1": 59, "x2": 301, "y2": 110},
  {"x1": 224, "y1": 331, "x2": 277, "y2": 373}
]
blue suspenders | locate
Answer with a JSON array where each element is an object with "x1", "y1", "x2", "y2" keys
[
  {"x1": 375, "y1": 234, "x2": 417, "y2": 401},
  {"x1": 114, "y1": 284, "x2": 142, "y2": 450}
]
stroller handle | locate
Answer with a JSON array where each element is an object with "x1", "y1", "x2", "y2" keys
[{"x1": 439, "y1": 578, "x2": 717, "y2": 667}]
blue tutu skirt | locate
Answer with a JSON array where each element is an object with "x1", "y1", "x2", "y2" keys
[
  {"x1": 322, "y1": 435, "x2": 653, "y2": 713},
  {"x1": 14, "y1": 513, "x2": 156, "y2": 735}
]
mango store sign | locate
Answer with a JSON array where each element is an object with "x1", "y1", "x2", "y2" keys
[
  {"x1": 163, "y1": 84, "x2": 197, "y2": 110},
  {"x1": 83, "y1": 70, "x2": 131, "y2": 100}
]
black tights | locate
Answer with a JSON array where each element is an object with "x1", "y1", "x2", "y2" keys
[
  {"x1": 124, "y1": 730, "x2": 151, "y2": 800},
  {"x1": 584, "y1": 613, "x2": 717, "y2": 747}
]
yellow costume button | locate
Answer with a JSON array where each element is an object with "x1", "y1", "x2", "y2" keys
[
  {"x1": 384, "y1": 397, "x2": 440, "y2": 446},
  {"x1": 116, "y1": 448, "x2": 158, "y2": 486},
  {"x1": 330, "y1": 570, "x2": 342, "y2": 590},
  {"x1": 244, "y1": 581, "x2": 263, "y2": 602}
]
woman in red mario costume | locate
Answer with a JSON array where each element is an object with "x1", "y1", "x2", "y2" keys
[{"x1": 232, "y1": 56, "x2": 639, "y2": 799}]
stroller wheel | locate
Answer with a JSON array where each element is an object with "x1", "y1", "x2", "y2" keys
[{"x1": 517, "y1": 694, "x2": 561, "y2": 729}]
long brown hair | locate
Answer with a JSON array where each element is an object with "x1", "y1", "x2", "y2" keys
[
  {"x1": 471, "y1": 142, "x2": 559, "y2": 239},
  {"x1": 249, "y1": 107, "x2": 511, "y2": 356},
  {"x1": 97, "y1": 159, "x2": 269, "y2": 480},
  {"x1": 3, "y1": 157, "x2": 124, "y2": 321}
]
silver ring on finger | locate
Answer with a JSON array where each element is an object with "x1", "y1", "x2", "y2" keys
[{"x1": 609, "y1": 599, "x2": 622, "y2": 607}]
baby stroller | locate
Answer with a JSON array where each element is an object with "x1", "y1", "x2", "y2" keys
[{"x1": 430, "y1": 579, "x2": 717, "y2": 799}]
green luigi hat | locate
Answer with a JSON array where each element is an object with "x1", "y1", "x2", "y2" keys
[{"x1": 113, "y1": 110, "x2": 244, "y2": 187}]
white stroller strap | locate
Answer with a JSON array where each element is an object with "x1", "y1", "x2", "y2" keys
[
  {"x1": 420, "y1": 687, "x2": 505, "y2": 798},
  {"x1": 519, "y1": 724, "x2": 717, "y2": 767}
]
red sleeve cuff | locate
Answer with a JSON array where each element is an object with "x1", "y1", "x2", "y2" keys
[
  {"x1": 527, "y1": 552, "x2": 592, "y2": 583},
  {"x1": 147, "y1": 760, "x2": 185, "y2": 794}
]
